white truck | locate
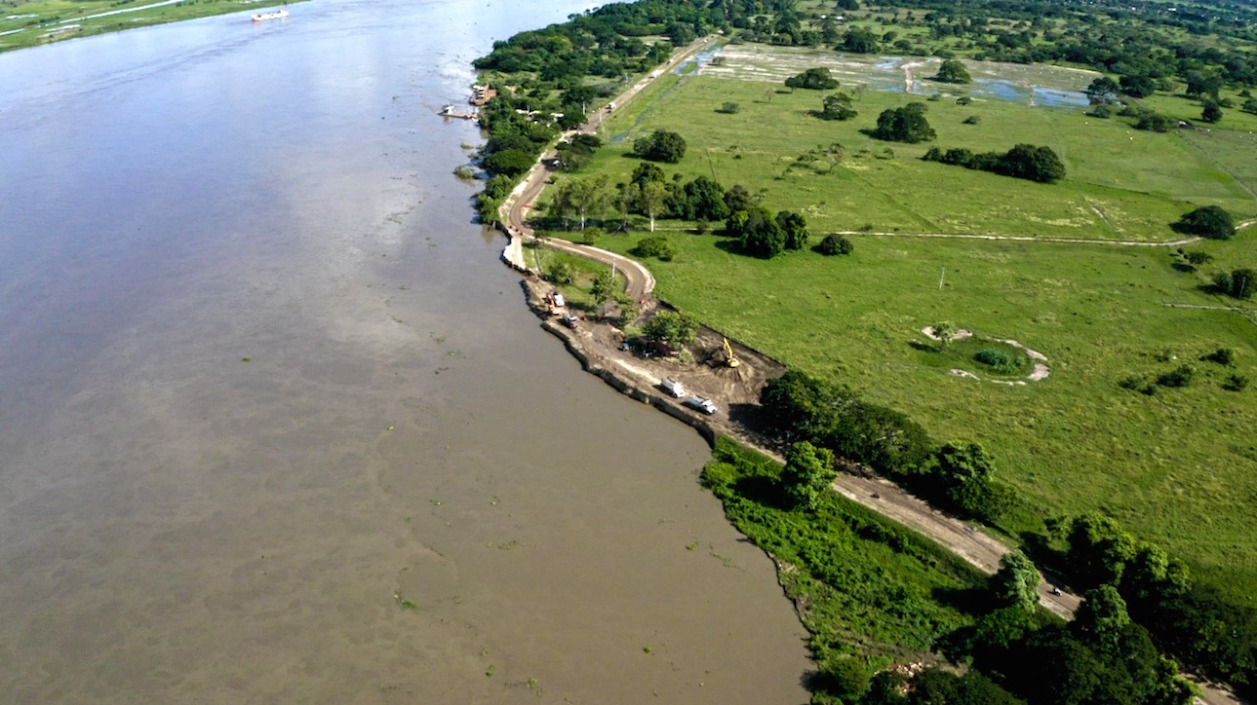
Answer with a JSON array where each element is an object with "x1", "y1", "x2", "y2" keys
[
  {"x1": 683, "y1": 395, "x2": 717, "y2": 415},
  {"x1": 660, "y1": 378, "x2": 685, "y2": 397}
]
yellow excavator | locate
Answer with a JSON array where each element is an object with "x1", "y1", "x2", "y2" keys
[{"x1": 723, "y1": 337, "x2": 741, "y2": 368}]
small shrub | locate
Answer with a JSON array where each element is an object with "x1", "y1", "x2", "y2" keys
[
  {"x1": 974, "y1": 348, "x2": 1019, "y2": 373},
  {"x1": 453, "y1": 164, "x2": 476, "y2": 180},
  {"x1": 1202, "y1": 348, "x2": 1235, "y2": 366},
  {"x1": 962, "y1": 115, "x2": 981, "y2": 125},
  {"x1": 717, "y1": 102, "x2": 741, "y2": 114},
  {"x1": 956, "y1": 96, "x2": 972, "y2": 106},
  {"x1": 581, "y1": 226, "x2": 603, "y2": 245},
  {"x1": 546, "y1": 261, "x2": 574, "y2": 285},
  {"x1": 1183, "y1": 251, "x2": 1213, "y2": 267},
  {"x1": 1156, "y1": 364, "x2": 1195, "y2": 388},
  {"x1": 1118, "y1": 374, "x2": 1145, "y2": 391},
  {"x1": 817, "y1": 233, "x2": 854, "y2": 256},
  {"x1": 1222, "y1": 374, "x2": 1249, "y2": 392},
  {"x1": 631, "y1": 235, "x2": 676, "y2": 261}
]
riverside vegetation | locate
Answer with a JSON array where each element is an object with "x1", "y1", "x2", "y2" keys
[
  {"x1": 0, "y1": 0, "x2": 299, "y2": 52},
  {"x1": 470, "y1": 0, "x2": 1257, "y2": 701}
]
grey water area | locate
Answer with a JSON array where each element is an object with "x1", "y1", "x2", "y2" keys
[{"x1": 0, "y1": 1, "x2": 810, "y2": 702}]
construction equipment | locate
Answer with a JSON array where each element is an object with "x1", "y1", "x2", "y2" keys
[{"x1": 722, "y1": 337, "x2": 741, "y2": 368}]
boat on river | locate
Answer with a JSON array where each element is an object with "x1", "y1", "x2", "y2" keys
[{"x1": 251, "y1": 8, "x2": 289, "y2": 22}]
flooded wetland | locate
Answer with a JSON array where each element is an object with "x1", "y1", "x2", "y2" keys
[{"x1": 0, "y1": 1, "x2": 809, "y2": 702}]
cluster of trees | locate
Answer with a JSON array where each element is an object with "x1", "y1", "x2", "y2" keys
[
  {"x1": 472, "y1": 0, "x2": 725, "y2": 85},
  {"x1": 881, "y1": 0, "x2": 1257, "y2": 88},
  {"x1": 871, "y1": 103, "x2": 936, "y2": 143},
  {"x1": 923, "y1": 143, "x2": 1067, "y2": 183},
  {"x1": 1047, "y1": 512, "x2": 1257, "y2": 697},
  {"x1": 939, "y1": 583, "x2": 1197, "y2": 705},
  {"x1": 760, "y1": 369, "x2": 935, "y2": 479},
  {"x1": 549, "y1": 164, "x2": 739, "y2": 233},
  {"x1": 725, "y1": 206, "x2": 811, "y2": 258},
  {"x1": 474, "y1": 95, "x2": 560, "y2": 223},
  {"x1": 1213, "y1": 268, "x2": 1256, "y2": 300},
  {"x1": 641, "y1": 309, "x2": 698, "y2": 348}
]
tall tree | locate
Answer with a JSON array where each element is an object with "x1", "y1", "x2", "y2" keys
[
  {"x1": 637, "y1": 180, "x2": 669, "y2": 232},
  {"x1": 780, "y1": 441, "x2": 837, "y2": 510},
  {"x1": 991, "y1": 551, "x2": 1041, "y2": 611},
  {"x1": 933, "y1": 58, "x2": 973, "y2": 84}
]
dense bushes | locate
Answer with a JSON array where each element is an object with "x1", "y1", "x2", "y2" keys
[
  {"x1": 725, "y1": 207, "x2": 810, "y2": 258},
  {"x1": 1049, "y1": 513, "x2": 1257, "y2": 698},
  {"x1": 923, "y1": 143, "x2": 1066, "y2": 183}
]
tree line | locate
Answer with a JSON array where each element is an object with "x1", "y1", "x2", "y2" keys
[{"x1": 922, "y1": 143, "x2": 1066, "y2": 183}]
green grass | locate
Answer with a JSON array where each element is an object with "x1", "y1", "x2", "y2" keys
[
  {"x1": 535, "y1": 51, "x2": 1257, "y2": 600},
  {"x1": 593, "y1": 74, "x2": 1254, "y2": 240},
  {"x1": 576, "y1": 226, "x2": 1257, "y2": 599},
  {"x1": 0, "y1": 0, "x2": 299, "y2": 53}
]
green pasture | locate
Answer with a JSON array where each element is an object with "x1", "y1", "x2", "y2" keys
[
  {"x1": 594, "y1": 72, "x2": 1255, "y2": 240},
  {"x1": 0, "y1": 0, "x2": 295, "y2": 53},
  {"x1": 553, "y1": 225, "x2": 1257, "y2": 598},
  {"x1": 537, "y1": 52, "x2": 1257, "y2": 599}
]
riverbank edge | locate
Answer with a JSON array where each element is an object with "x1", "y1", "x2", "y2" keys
[{"x1": 0, "y1": 0, "x2": 304, "y2": 55}]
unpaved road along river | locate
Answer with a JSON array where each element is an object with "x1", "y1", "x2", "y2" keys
[{"x1": 0, "y1": 1, "x2": 810, "y2": 702}]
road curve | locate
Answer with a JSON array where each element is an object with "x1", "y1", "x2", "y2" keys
[{"x1": 497, "y1": 35, "x2": 719, "y2": 298}]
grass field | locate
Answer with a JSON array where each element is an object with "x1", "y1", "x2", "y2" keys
[
  {"x1": 539, "y1": 46, "x2": 1257, "y2": 601},
  {"x1": 0, "y1": 0, "x2": 295, "y2": 53}
]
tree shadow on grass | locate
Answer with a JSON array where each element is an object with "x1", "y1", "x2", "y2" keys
[
  {"x1": 932, "y1": 584, "x2": 995, "y2": 617},
  {"x1": 733, "y1": 475, "x2": 793, "y2": 510}
]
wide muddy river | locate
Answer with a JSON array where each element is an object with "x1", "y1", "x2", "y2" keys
[{"x1": 0, "y1": 0, "x2": 809, "y2": 702}]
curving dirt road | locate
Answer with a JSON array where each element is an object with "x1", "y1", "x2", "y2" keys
[{"x1": 498, "y1": 36, "x2": 719, "y2": 298}]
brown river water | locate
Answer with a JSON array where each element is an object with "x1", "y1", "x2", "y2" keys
[{"x1": 0, "y1": 1, "x2": 810, "y2": 702}]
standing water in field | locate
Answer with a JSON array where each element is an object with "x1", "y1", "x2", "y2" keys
[{"x1": 0, "y1": 1, "x2": 810, "y2": 702}]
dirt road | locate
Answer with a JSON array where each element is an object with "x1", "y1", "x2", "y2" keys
[{"x1": 498, "y1": 35, "x2": 719, "y2": 297}]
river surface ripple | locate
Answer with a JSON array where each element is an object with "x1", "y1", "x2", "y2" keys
[{"x1": 0, "y1": 1, "x2": 810, "y2": 702}]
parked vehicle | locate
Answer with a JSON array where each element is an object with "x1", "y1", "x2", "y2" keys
[
  {"x1": 561, "y1": 313, "x2": 578, "y2": 329},
  {"x1": 661, "y1": 378, "x2": 685, "y2": 397},
  {"x1": 683, "y1": 395, "x2": 717, "y2": 415}
]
